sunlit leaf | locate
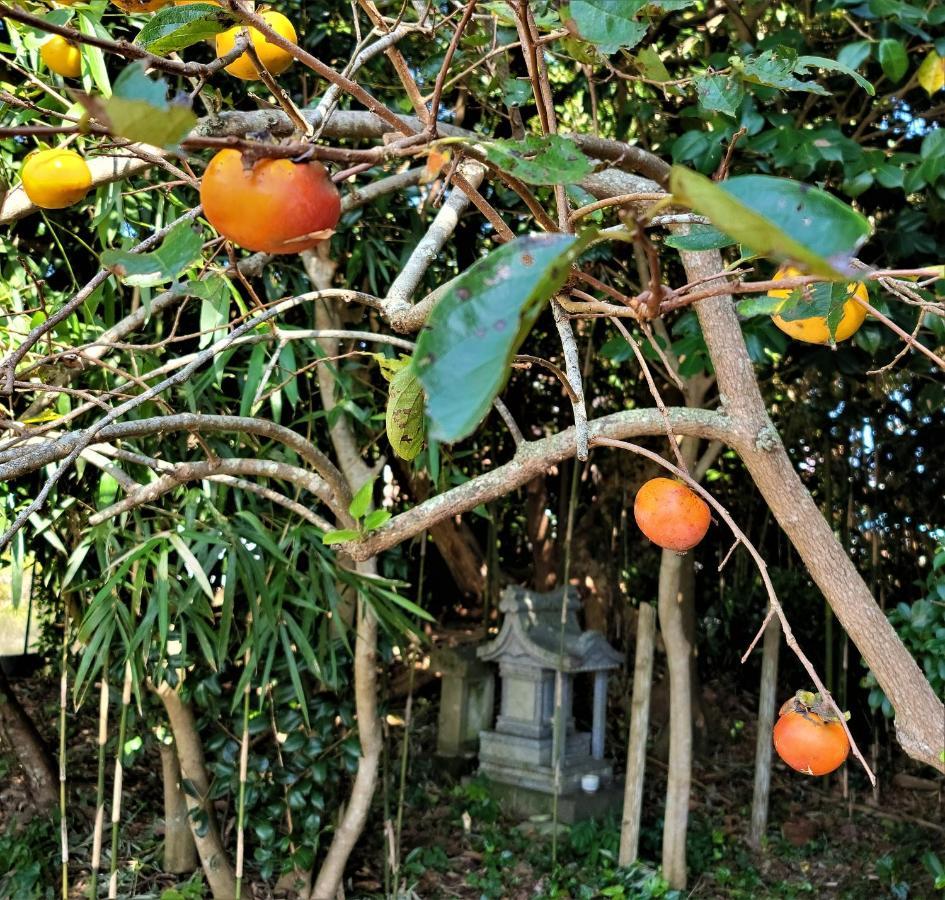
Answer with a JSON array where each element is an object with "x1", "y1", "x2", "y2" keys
[
  {"x1": 385, "y1": 363, "x2": 425, "y2": 461},
  {"x1": 917, "y1": 51, "x2": 945, "y2": 96},
  {"x1": 135, "y1": 3, "x2": 229, "y2": 55},
  {"x1": 100, "y1": 220, "x2": 204, "y2": 287},
  {"x1": 567, "y1": 0, "x2": 648, "y2": 55},
  {"x1": 669, "y1": 167, "x2": 871, "y2": 277},
  {"x1": 78, "y1": 63, "x2": 196, "y2": 149},
  {"x1": 412, "y1": 230, "x2": 597, "y2": 442},
  {"x1": 440, "y1": 134, "x2": 592, "y2": 185}
]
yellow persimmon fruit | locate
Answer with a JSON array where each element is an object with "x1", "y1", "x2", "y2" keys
[
  {"x1": 40, "y1": 35, "x2": 82, "y2": 78},
  {"x1": 215, "y1": 10, "x2": 296, "y2": 81},
  {"x1": 21, "y1": 148, "x2": 93, "y2": 209},
  {"x1": 769, "y1": 265, "x2": 868, "y2": 344}
]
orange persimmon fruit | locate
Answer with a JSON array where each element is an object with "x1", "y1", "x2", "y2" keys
[
  {"x1": 633, "y1": 477, "x2": 711, "y2": 552},
  {"x1": 199, "y1": 148, "x2": 341, "y2": 254}
]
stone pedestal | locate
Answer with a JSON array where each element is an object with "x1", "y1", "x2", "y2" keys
[{"x1": 432, "y1": 645, "x2": 495, "y2": 759}]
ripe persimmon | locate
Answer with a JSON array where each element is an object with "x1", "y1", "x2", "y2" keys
[
  {"x1": 40, "y1": 35, "x2": 81, "y2": 78},
  {"x1": 215, "y1": 10, "x2": 296, "y2": 80},
  {"x1": 200, "y1": 149, "x2": 341, "y2": 254},
  {"x1": 769, "y1": 265, "x2": 868, "y2": 344},
  {"x1": 633, "y1": 477, "x2": 711, "y2": 552},
  {"x1": 21, "y1": 148, "x2": 92, "y2": 209},
  {"x1": 773, "y1": 692, "x2": 850, "y2": 776}
]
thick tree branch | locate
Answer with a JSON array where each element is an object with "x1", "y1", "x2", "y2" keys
[{"x1": 344, "y1": 407, "x2": 731, "y2": 560}]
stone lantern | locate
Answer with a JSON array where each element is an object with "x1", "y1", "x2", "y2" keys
[{"x1": 476, "y1": 585, "x2": 623, "y2": 821}]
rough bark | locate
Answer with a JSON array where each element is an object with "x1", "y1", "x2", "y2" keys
[
  {"x1": 619, "y1": 602, "x2": 656, "y2": 867},
  {"x1": 159, "y1": 740, "x2": 198, "y2": 875},
  {"x1": 681, "y1": 248, "x2": 945, "y2": 774},
  {"x1": 155, "y1": 683, "x2": 243, "y2": 900},
  {"x1": 0, "y1": 667, "x2": 58, "y2": 813},
  {"x1": 749, "y1": 617, "x2": 781, "y2": 848}
]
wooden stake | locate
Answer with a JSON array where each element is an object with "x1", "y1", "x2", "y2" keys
[{"x1": 619, "y1": 602, "x2": 656, "y2": 866}]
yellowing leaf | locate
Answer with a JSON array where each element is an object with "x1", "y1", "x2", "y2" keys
[
  {"x1": 422, "y1": 148, "x2": 451, "y2": 184},
  {"x1": 917, "y1": 51, "x2": 945, "y2": 96}
]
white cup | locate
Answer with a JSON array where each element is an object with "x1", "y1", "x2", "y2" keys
[{"x1": 581, "y1": 774, "x2": 600, "y2": 793}]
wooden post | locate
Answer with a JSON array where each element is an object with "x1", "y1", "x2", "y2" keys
[
  {"x1": 749, "y1": 616, "x2": 781, "y2": 849},
  {"x1": 619, "y1": 602, "x2": 656, "y2": 867}
]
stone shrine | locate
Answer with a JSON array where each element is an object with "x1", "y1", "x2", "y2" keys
[{"x1": 476, "y1": 585, "x2": 624, "y2": 821}]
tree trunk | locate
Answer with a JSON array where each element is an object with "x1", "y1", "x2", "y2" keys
[
  {"x1": 749, "y1": 617, "x2": 781, "y2": 848},
  {"x1": 681, "y1": 246, "x2": 945, "y2": 774},
  {"x1": 310, "y1": 561, "x2": 381, "y2": 900},
  {"x1": 159, "y1": 739, "x2": 198, "y2": 874},
  {"x1": 619, "y1": 602, "x2": 656, "y2": 866},
  {"x1": 658, "y1": 548, "x2": 693, "y2": 889},
  {"x1": 155, "y1": 683, "x2": 243, "y2": 899},
  {"x1": 526, "y1": 474, "x2": 557, "y2": 591},
  {"x1": 0, "y1": 666, "x2": 57, "y2": 812}
]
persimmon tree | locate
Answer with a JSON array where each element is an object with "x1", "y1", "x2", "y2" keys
[{"x1": 2, "y1": 0, "x2": 944, "y2": 897}]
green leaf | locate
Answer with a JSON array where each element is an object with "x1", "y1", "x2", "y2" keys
[
  {"x1": 737, "y1": 50, "x2": 829, "y2": 95},
  {"x1": 794, "y1": 55, "x2": 875, "y2": 95},
  {"x1": 694, "y1": 72, "x2": 744, "y2": 116},
  {"x1": 634, "y1": 46, "x2": 674, "y2": 83},
  {"x1": 362, "y1": 509, "x2": 392, "y2": 532},
  {"x1": 385, "y1": 364, "x2": 425, "y2": 461},
  {"x1": 100, "y1": 220, "x2": 204, "y2": 287},
  {"x1": 444, "y1": 134, "x2": 592, "y2": 185},
  {"x1": 736, "y1": 295, "x2": 788, "y2": 318},
  {"x1": 412, "y1": 230, "x2": 596, "y2": 443},
  {"x1": 80, "y1": 63, "x2": 196, "y2": 150},
  {"x1": 348, "y1": 479, "x2": 374, "y2": 520},
  {"x1": 877, "y1": 39, "x2": 908, "y2": 84},
  {"x1": 664, "y1": 224, "x2": 736, "y2": 251},
  {"x1": 568, "y1": 0, "x2": 649, "y2": 55},
  {"x1": 77, "y1": 12, "x2": 111, "y2": 97},
  {"x1": 195, "y1": 277, "x2": 230, "y2": 347},
  {"x1": 836, "y1": 41, "x2": 872, "y2": 72},
  {"x1": 322, "y1": 529, "x2": 360, "y2": 545},
  {"x1": 135, "y1": 3, "x2": 229, "y2": 55},
  {"x1": 168, "y1": 533, "x2": 214, "y2": 601},
  {"x1": 669, "y1": 167, "x2": 871, "y2": 278}
]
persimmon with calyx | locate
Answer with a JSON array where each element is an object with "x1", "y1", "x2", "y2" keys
[
  {"x1": 21, "y1": 148, "x2": 92, "y2": 209},
  {"x1": 768, "y1": 265, "x2": 868, "y2": 344},
  {"x1": 40, "y1": 36, "x2": 81, "y2": 77},
  {"x1": 633, "y1": 477, "x2": 711, "y2": 552},
  {"x1": 200, "y1": 149, "x2": 341, "y2": 254},
  {"x1": 215, "y1": 10, "x2": 296, "y2": 80},
  {"x1": 773, "y1": 690, "x2": 850, "y2": 776}
]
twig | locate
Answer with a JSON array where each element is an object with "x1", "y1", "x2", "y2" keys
[
  {"x1": 590, "y1": 435, "x2": 876, "y2": 787},
  {"x1": 428, "y1": 0, "x2": 478, "y2": 129},
  {"x1": 0, "y1": 3, "x2": 245, "y2": 78},
  {"x1": 608, "y1": 317, "x2": 688, "y2": 473}
]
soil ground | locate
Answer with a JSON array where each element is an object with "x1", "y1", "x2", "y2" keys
[{"x1": 0, "y1": 671, "x2": 942, "y2": 899}]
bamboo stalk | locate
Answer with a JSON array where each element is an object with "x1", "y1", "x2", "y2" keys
[
  {"x1": 89, "y1": 656, "x2": 110, "y2": 898},
  {"x1": 59, "y1": 605, "x2": 69, "y2": 900},
  {"x1": 235, "y1": 650, "x2": 251, "y2": 899},
  {"x1": 107, "y1": 660, "x2": 133, "y2": 899}
]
